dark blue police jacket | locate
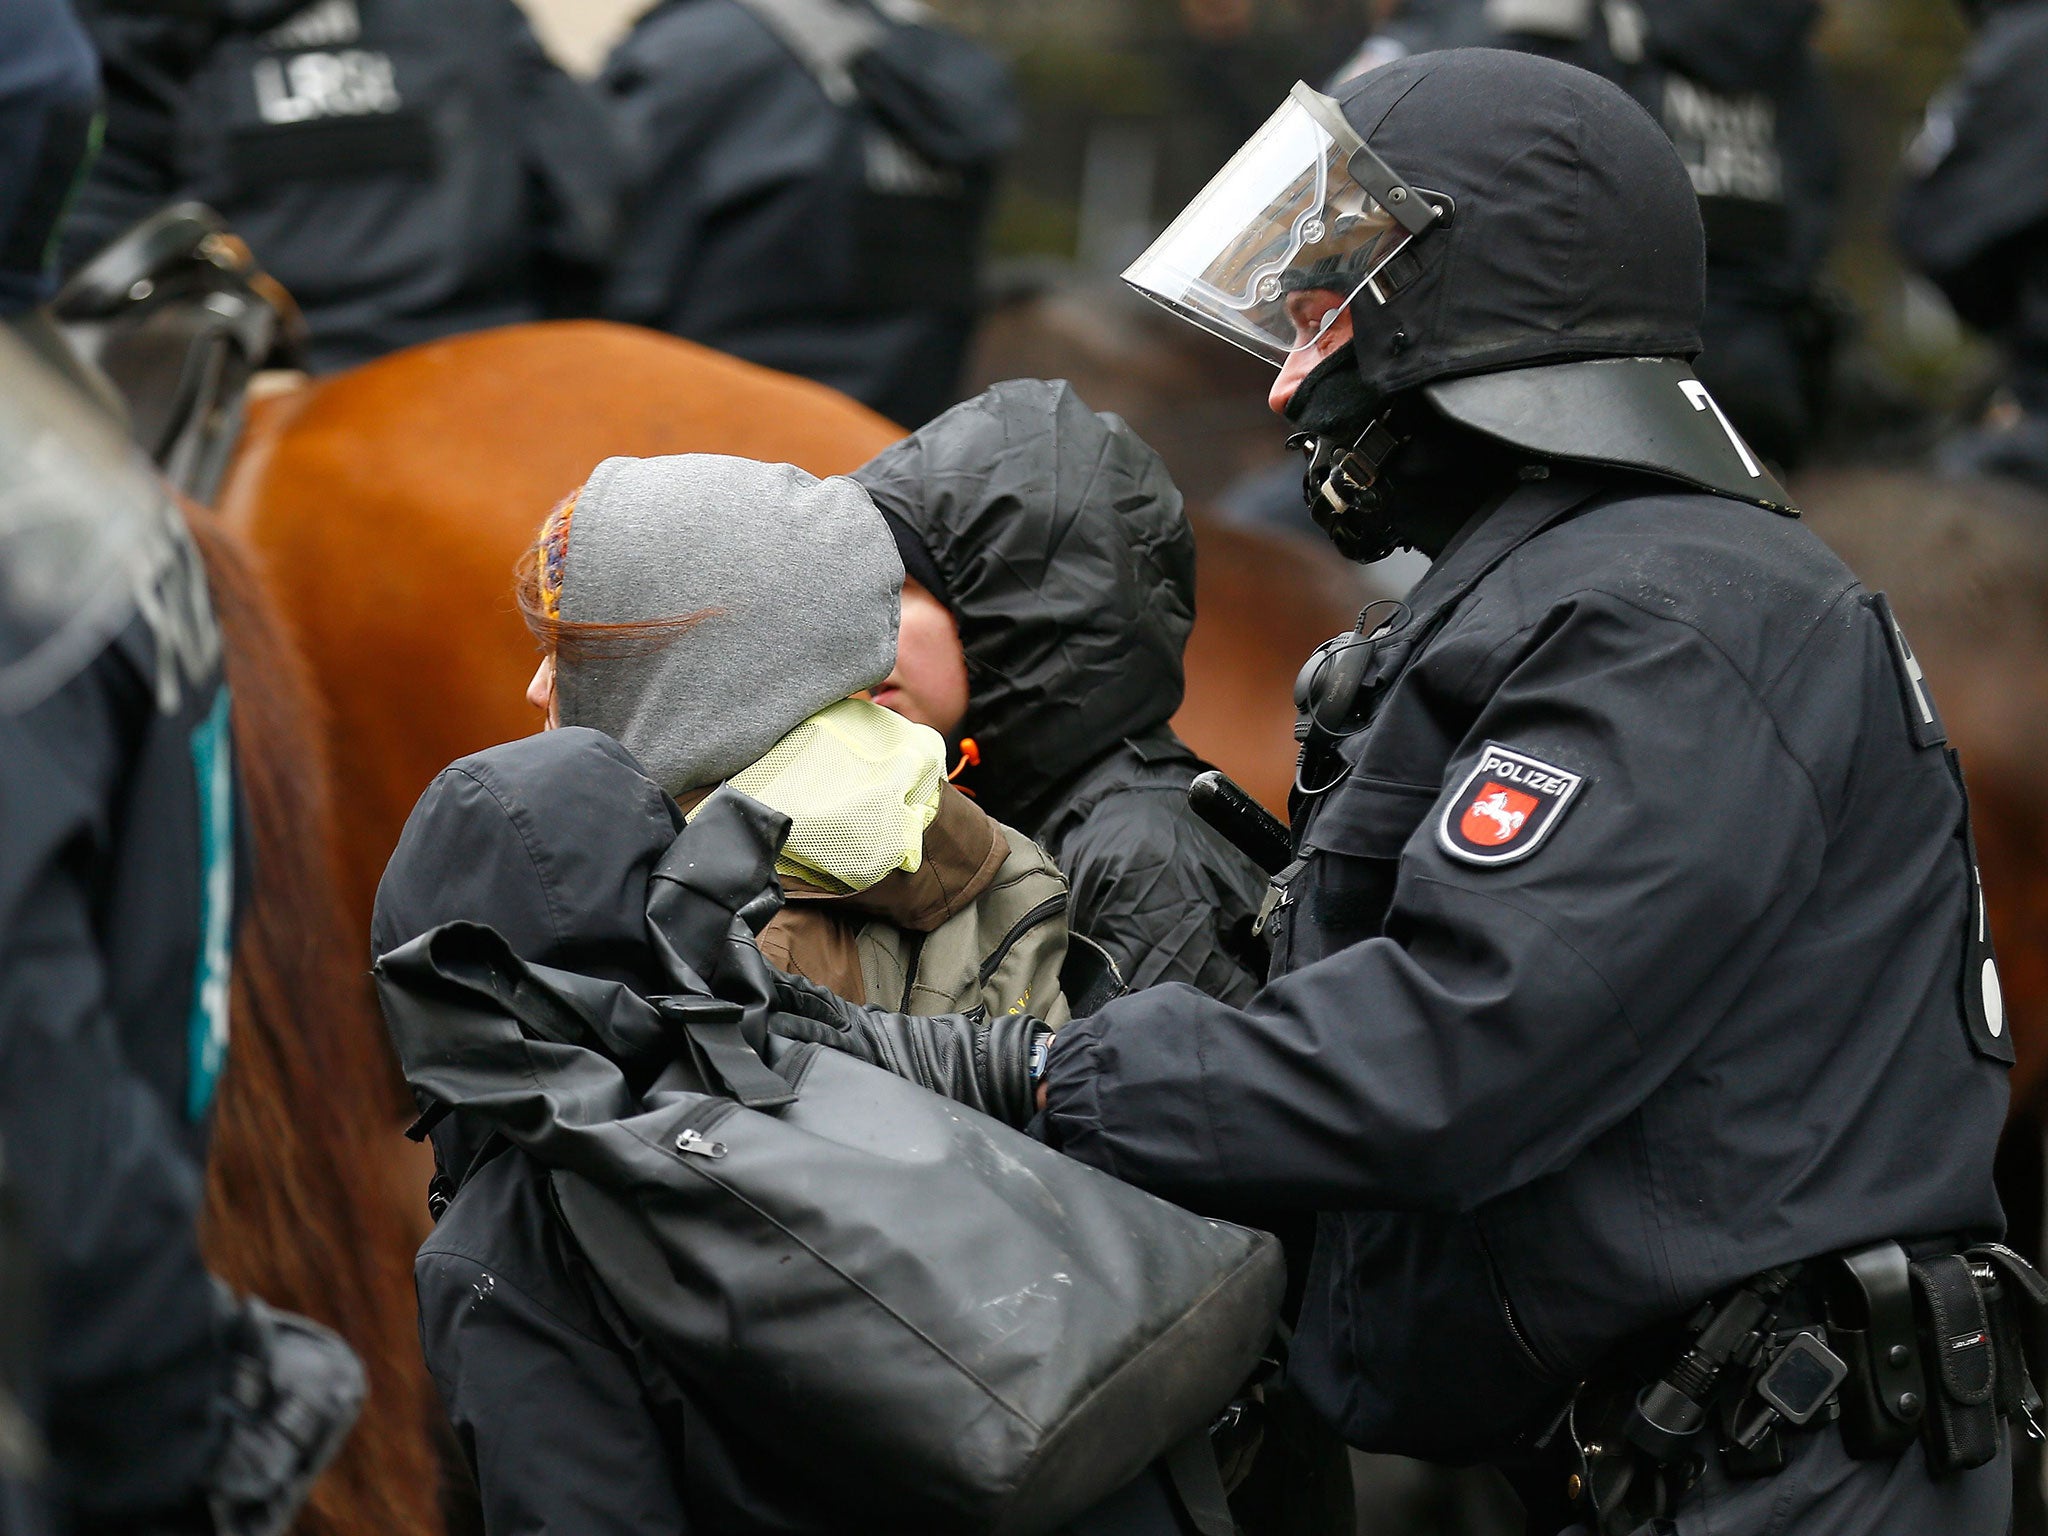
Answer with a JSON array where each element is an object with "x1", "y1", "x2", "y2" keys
[
  {"x1": 67, "y1": 0, "x2": 622, "y2": 372},
  {"x1": 599, "y1": 0, "x2": 1013, "y2": 428},
  {"x1": 0, "y1": 466, "x2": 240, "y2": 1517},
  {"x1": 1042, "y1": 472, "x2": 2009, "y2": 1459}
]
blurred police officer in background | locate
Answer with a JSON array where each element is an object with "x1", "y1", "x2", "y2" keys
[
  {"x1": 2, "y1": 5, "x2": 362, "y2": 1529},
  {"x1": 1336, "y1": 0, "x2": 1839, "y2": 472},
  {"x1": 61, "y1": 0, "x2": 624, "y2": 372},
  {"x1": 766, "y1": 48, "x2": 2028, "y2": 1535},
  {"x1": 1897, "y1": 0, "x2": 2048, "y2": 494},
  {"x1": 599, "y1": 0, "x2": 1019, "y2": 428}
]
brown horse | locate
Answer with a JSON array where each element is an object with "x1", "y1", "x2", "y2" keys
[{"x1": 184, "y1": 508, "x2": 442, "y2": 1536}]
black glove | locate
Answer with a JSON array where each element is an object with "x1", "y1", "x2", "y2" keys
[
  {"x1": 768, "y1": 970, "x2": 1046, "y2": 1128},
  {"x1": 205, "y1": 1287, "x2": 365, "y2": 1536}
]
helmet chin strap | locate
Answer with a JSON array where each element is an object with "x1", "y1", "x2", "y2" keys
[
  {"x1": 1286, "y1": 405, "x2": 1413, "y2": 564},
  {"x1": 1278, "y1": 336, "x2": 1414, "y2": 563},
  {"x1": 1278, "y1": 335, "x2": 1538, "y2": 564}
]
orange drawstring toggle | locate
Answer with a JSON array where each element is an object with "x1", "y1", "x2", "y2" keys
[{"x1": 948, "y1": 737, "x2": 981, "y2": 783}]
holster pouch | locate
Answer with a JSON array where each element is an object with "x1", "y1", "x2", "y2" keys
[
  {"x1": 1826, "y1": 1241, "x2": 1926, "y2": 1459},
  {"x1": 1909, "y1": 1254, "x2": 2000, "y2": 1473},
  {"x1": 1970, "y1": 1243, "x2": 2048, "y2": 1430}
]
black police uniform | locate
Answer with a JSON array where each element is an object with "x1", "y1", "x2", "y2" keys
[
  {"x1": 1897, "y1": 0, "x2": 2048, "y2": 492},
  {"x1": 1042, "y1": 461, "x2": 2012, "y2": 1530},
  {"x1": 0, "y1": 323, "x2": 241, "y2": 1529},
  {"x1": 65, "y1": 0, "x2": 623, "y2": 372},
  {"x1": 747, "y1": 47, "x2": 2021, "y2": 1532},
  {"x1": 599, "y1": 0, "x2": 1017, "y2": 428},
  {"x1": 1342, "y1": 0, "x2": 1839, "y2": 469},
  {"x1": 1070, "y1": 45, "x2": 2011, "y2": 1534},
  {"x1": 2, "y1": 15, "x2": 364, "y2": 1522}
]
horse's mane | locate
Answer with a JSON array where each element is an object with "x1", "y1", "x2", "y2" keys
[{"x1": 183, "y1": 506, "x2": 443, "y2": 1536}]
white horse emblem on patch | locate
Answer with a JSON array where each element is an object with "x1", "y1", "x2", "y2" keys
[
  {"x1": 1438, "y1": 743, "x2": 1586, "y2": 866},
  {"x1": 1467, "y1": 789, "x2": 1528, "y2": 842}
]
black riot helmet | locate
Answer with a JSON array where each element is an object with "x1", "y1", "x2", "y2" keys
[{"x1": 1124, "y1": 48, "x2": 1793, "y2": 525}]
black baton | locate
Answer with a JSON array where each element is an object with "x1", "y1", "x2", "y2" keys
[{"x1": 1188, "y1": 770, "x2": 1293, "y2": 875}]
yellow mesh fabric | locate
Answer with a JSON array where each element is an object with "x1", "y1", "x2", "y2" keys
[{"x1": 696, "y1": 697, "x2": 945, "y2": 894}]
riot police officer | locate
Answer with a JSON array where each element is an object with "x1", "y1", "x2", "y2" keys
[
  {"x1": 1897, "y1": 0, "x2": 2048, "y2": 493},
  {"x1": 2, "y1": 8, "x2": 363, "y2": 1525},
  {"x1": 64, "y1": 0, "x2": 623, "y2": 372},
  {"x1": 598, "y1": 0, "x2": 1018, "y2": 428},
  {"x1": 1337, "y1": 0, "x2": 1839, "y2": 471},
  {"x1": 765, "y1": 48, "x2": 2023, "y2": 1534}
]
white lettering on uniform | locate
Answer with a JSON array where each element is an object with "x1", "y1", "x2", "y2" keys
[
  {"x1": 1891, "y1": 616, "x2": 1935, "y2": 726},
  {"x1": 1663, "y1": 76, "x2": 1782, "y2": 202},
  {"x1": 1680, "y1": 380, "x2": 1762, "y2": 478},
  {"x1": 263, "y1": 0, "x2": 361, "y2": 49},
  {"x1": 253, "y1": 49, "x2": 401, "y2": 125},
  {"x1": 1480, "y1": 751, "x2": 1570, "y2": 796}
]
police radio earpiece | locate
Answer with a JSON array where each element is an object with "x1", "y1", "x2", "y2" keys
[{"x1": 1293, "y1": 598, "x2": 1410, "y2": 797}]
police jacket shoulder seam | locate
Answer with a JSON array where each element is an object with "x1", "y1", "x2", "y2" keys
[
  {"x1": 1492, "y1": 580, "x2": 1837, "y2": 832},
  {"x1": 1407, "y1": 872, "x2": 1645, "y2": 1052},
  {"x1": 416, "y1": 1240, "x2": 623, "y2": 1352}
]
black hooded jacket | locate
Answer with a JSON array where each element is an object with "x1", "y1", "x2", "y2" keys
[
  {"x1": 373, "y1": 727, "x2": 1188, "y2": 1536},
  {"x1": 376, "y1": 729, "x2": 837, "y2": 1535},
  {"x1": 853, "y1": 379, "x2": 1269, "y2": 1005}
]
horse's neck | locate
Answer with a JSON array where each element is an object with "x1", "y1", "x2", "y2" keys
[{"x1": 214, "y1": 374, "x2": 321, "y2": 530}]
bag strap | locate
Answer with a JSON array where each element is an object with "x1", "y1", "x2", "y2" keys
[
  {"x1": 728, "y1": 0, "x2": 885, "y2": 105},
  {"x1": 1162, "y1": 1431, "x2": 1240, "y2": 1536},
  {"x1": 653, "y1": 996, "x2": 798, "y2": 1111}
]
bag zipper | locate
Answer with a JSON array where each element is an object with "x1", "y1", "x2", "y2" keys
[
  {"x1": 1499, "y1": 1287, "x2": 1548, "y2": 1378},
  {"x1": 975, "y1": 894, "x2": 1069, "y2": 991},
  {"x1": 671, "y1": 1102, "x2": 738, "y2": 1160}
]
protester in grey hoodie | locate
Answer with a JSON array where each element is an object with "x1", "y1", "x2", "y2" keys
[
  {"x1": 517, "y1": 451, "x2": 1071, "y2": 1023},
  {"x1": 375, "y1": 728, "x2": 1188, "y2": 1536}
]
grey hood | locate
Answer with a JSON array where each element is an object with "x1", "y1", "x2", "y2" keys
[{"x1": 554, "y1": 453, "x2": 904, "y2": 794}]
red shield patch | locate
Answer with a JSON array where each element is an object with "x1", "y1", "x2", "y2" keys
[{"x1": 1438, "y1": 743, "x2": 1584, "y2": 866}]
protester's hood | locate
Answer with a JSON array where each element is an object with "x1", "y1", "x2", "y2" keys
[
  {"x1": 852, "y1": 379, "x2": 1195, "y2": 829},
  {"x1": 553, "y1": 453, "x2": 903, "y2": 796},
  {"x1": 371, "y1": 727, "x2": 681, "y2": 992}
]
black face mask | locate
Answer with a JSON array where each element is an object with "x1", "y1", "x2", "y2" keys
[{"x1": 1285, "y1": 345, "x2": 1522, "y2": 563}]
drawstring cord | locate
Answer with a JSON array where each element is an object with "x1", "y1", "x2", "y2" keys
[{"x1": 948, "y1": 737, "x2": 980, "y2": 791}]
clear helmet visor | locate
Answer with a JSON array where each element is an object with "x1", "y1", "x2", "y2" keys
[{"x1": 1122, "y1": 86, "x2": 1419, "y2": 366}]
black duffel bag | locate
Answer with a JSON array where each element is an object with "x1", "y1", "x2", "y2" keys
[{"x1": 377, "y1": 787, "x2": 1283, "y2": 1536}]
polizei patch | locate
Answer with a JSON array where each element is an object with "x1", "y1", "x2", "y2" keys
[{"x1": 1437, "y1": 743, "x2": 1584, "y2": 866}]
